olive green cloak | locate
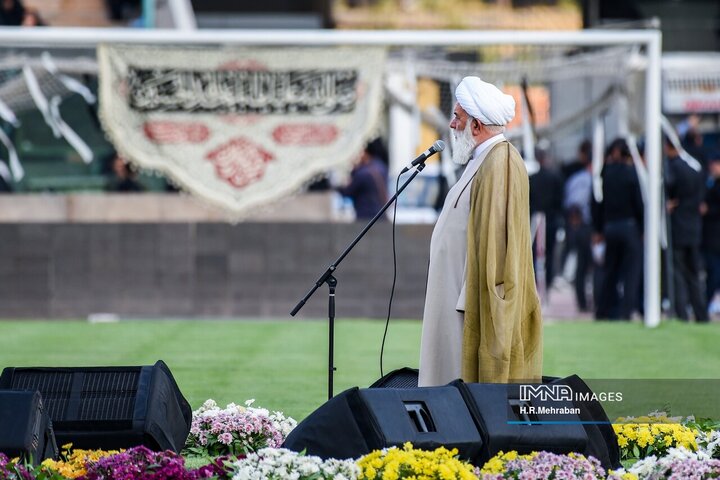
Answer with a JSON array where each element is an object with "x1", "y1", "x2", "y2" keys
[{"x1": 461, "y1": 141, "x2": 543, "y2": 383}]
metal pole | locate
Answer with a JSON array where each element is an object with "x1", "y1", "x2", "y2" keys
[
  {"x1": 0, "y1": 28, "x2": 659, "y2": 48},
  {"x1": 644, "y1": 31, "x2": 663, "y2": 328}
]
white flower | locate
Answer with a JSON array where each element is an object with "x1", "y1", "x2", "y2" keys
[
  {"x1": 666, "y1": 446, "x2": 702, "y2": 461},
  {"x1": 628, "y1": 454, "x2": 659, "y2": 477},
  {"x1": 195, "y1": 398, "x2": 218, "y2": 414},
  {"x1": 231, "y1": 447, "x2": 359, "y2": 480},
  {"x1": 698, "y1": 430, "x2": 720, "y2": 459}
]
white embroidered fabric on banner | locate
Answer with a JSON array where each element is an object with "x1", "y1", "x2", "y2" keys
[{"x1": 98, "y1": 44, "x2": 386, "y2": 217}]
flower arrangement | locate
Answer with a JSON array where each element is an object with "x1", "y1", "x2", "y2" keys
[
  {"x1": 613, "y1": 413, "x2": 698, "y2": 460},
  {"x1": 184, "y1": 399, "x2": 297, "y2": 458},
  {"x1": 356, "y1": 442, "x2": 476, "y2": 480},
  {"x1": 41, "y1": 444, "x2": 119, "y2": 479},
  {"x1": 76, "y1": 445, "x2": 212, "y2": 480},
  {"x1": 622, "y1": 447, "x2": 720, "y2": 479},
  {"x1": 479, "y1": 450, "x2": 620, "y2": 480},
  {"x1": 231, "y1": 447, "x2": 359, "y2": 480}
]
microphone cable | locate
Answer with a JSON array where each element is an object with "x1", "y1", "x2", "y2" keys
[{"x1": 380, "y1": 172, "x2": 402, "y2": 379}]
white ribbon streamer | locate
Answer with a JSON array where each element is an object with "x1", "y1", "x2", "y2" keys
[
  {"x1": 0, "y1": 127, "x2": 24, "y2": 181},
  {"x1": 0, "y1": 97, "x2": 19, "y2": 127},
  {"x1": 591, "y1": 116, "x2": 605, "y2": 203},
  {"x1": 41, "y1": 52, "x2": 96, "y2": 104},
  {"x1": 660, "y1": 114, "x2": 702, "y2": 172},
  {"x1": 521, "y1": 91, "x2": 539, "y2": 175},
  {"x1": 0, "y1": 159, "x2": 11, "y2": 183},
  {"x1": 23, "y1": 65, "x2": 60, "y2": 138},
  {"x1": 50, "y1": 96, "x2": 94, "y2": 164},
  {"x1": 626, "y1": 133, "x2": 648, "y2": 205}
]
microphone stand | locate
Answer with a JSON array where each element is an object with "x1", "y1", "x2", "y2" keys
[{"x1": 291, "y1": 162, "x2": 427, "y2": 400}]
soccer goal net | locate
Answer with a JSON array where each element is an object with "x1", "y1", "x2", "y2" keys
[{"x1": 0, "y1": 28, "x2": 662, "y2": 326}]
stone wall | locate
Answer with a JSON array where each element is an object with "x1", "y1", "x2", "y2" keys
[{"x1": 0, "y1": 222, "x2": 432, "y2": 320}]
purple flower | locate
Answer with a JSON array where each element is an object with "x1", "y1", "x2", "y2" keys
[
  {"x1": 78, "y1": 446, "x2": 199, "y2": 480},
  {"x1": 482, "y1": 451, "x2": 607, "y2": 480}
]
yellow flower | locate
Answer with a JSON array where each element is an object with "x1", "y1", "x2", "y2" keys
[
  {"x1": 364, "y1": 465, "x2": 377, "y2": 479},
  {"x1": 480, "y1": 457, "x2": 504, "y2": 474},
  {"x1": 503, "y1": 451, "x2": 518, "y2": 461},
  {"x1": 609, "y1": 471, "x2": 638, "y2": 480},
  {"x1": 637, "y1": 427, "x2": 654, "y2": 448},
  {"x1": 358, "y1": 444, "x2": 475, "y2": 480}
]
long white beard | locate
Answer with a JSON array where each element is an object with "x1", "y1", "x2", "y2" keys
[{"x1": 451, "y1": 121, "x2": 477, "y2": 166}]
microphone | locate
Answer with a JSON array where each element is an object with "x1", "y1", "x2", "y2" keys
[{"x1": 400, "y1": 140, "x2": 446, "y2": 174}]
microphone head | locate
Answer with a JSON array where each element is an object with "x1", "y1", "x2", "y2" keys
[{"x1": 433, "y1": 140, "x2": 446, "y2": 152}]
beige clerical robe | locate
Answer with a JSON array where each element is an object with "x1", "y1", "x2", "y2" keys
[
  {"x1": 418, "y1": 135, "x2": 505, "y2": 387},
  {"x1": 462, "y1": 141, "x2": 543, "y2": 383}
]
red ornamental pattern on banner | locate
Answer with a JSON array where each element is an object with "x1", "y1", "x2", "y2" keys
[
  {"x1": 272, "y1": 124, "x2": 339, "y2": 146},
  {"x1": 143, "y1": 121, "x2": 211, "y2": 144},
  {"x1": 98, "y1": 45, "x2": 386, "y2": 217},
  {"x1": 205, "y1": 138, "x2": 275, "y2": 188}
]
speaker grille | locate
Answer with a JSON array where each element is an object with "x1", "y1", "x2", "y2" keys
[
  {"x1": 80, "y1": 371, "x2": 139, "y2": 421},
  {"x1": 11, "y1": 372, "x2": 72, "y2": 420},
  {"x1": 370, "y1": 368, "x2": 419, "y2": 389}
]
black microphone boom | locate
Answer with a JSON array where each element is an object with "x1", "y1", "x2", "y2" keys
[{"x1": 400, "y1": 140, "x2": 446, "y2": 174}]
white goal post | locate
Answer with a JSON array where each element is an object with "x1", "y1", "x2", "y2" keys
[{"x1": 0, "y1": 27, "x2": 662, "y2": 327}]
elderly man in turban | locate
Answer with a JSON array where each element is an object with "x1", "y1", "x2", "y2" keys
[{"x1": 418, "y1": 76, "x2": 543, "y2": 386}]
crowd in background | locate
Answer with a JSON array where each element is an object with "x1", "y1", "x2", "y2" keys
[{"x1": 530, "y1": 123, "x2": 720, "y2": 322}]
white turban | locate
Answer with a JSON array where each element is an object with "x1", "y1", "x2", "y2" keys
[{"x1": 455, "y1": 76, "x2": 516, "y2": 126}]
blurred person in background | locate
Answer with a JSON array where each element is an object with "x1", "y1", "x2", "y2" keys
[
  {"x1": 21, "y1": 6, "x2": 44, "y2": 26},
  {"x1": 562, "y1": 139, "x2": 592, "y2": 182},
  {"x1": 0, "y1": 0, "x2": 24, "y2": 25},
  {"x1": 529, "y1": 146, "x2": 564, "y2": 292},
  {"x1": 562, "y1": 140, "x2": 593, "y2": 312},
  {"x1": 679, "y1": 114, "x2": 707, "y2": 172},
  {"x1": 701, "y1": 152, "x2": 720, "y2": 318},
  {"x1": 107, "y1": 155, "x2": 144, "y2": 192},
  {"x1": 665, "y1": 137, "x2": 708, "y2": 322},
  {"x1": 336, "y1": 137, "x2": 388, "y2": 220},
  {"x1": 106, "y1": 0, "x2": 141, "y2": 21},
  {"x1": 593, "y1": 138, "x2": 644, "y2": 320}
]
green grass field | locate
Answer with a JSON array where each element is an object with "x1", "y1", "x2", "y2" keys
[{"x1": 0, "y1": 319, "x2": 718, "y2": 421}]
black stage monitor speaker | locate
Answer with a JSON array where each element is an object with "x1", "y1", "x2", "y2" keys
[
  {"x1": 370, "y1": 368, "x2": 419, "y2": 389},
  {"x1": 453, "y1": 380, "x2": 588, "y2": 467},
  {"x1": 547, "y1": 375, "x2": 621, "y2": 470},
  {"x1": 0, "y1": 360, "x2": 191, "y2": 452},
  {"x1": 0, "y1": 390, "x2": 58, "y2": 464},
  {"x1": 283, "y1": 386, "x2": 483, "y2": 462}
]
